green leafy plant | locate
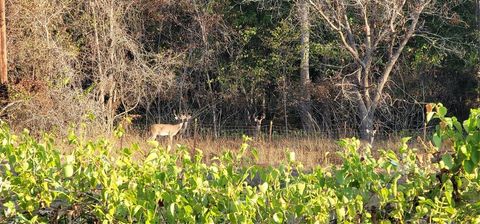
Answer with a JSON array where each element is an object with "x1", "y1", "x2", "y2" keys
[{"x1": 0, "y1": 105, "x2": 479, "y2": 223}]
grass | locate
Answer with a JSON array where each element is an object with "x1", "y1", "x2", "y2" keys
[
  {"x1": 48, "y1": 123, "x2": 431, "y2": 169},
  {"x1": 113, "y1": 131, "x2": 420, "y2": 168}
]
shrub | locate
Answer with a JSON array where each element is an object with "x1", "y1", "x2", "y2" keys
[{"x1": 0, "y1": 104, "x2": 479, "y2": 223}]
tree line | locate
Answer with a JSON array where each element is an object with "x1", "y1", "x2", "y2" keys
[{"x1": 1, "y1": 0, "x2": 479, "y2": 139}]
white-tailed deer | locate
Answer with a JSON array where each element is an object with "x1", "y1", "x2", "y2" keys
[
  {"x1": 150, "y1": 113, "x2": 191, "y2": 145},
  {"x1": 360, "y1": 128, "x2": 377, "y2": 148},
  {"x1": 252, "y1": 113, "x2": 265, "y2": 139}
]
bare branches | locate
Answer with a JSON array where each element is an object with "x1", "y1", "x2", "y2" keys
[
  {"x1": 308, "y1": 0, "x2": 433, "y2": 139},
  {"x1": 371, "y1": 1, "x2": 427, "y2": 110}
]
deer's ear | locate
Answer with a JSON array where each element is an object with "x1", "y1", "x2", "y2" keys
[{"x1": 175, "y1": 116, "x2": 179, "y2": 120}]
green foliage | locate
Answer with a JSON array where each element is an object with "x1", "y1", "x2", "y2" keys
[
  {"x1": 1, "y1": 105, "x2": 480, "y2": 222},
  {"x1": 427, "y1": 103, "x2": 480, "y2": 174}
]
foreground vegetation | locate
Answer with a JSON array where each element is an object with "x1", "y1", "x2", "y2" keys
[{"x1": 1, "y1": 104, "x2": 479, "y2": 223}]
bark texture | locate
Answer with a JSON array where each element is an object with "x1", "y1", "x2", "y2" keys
[{"x1": 298, "y1": 0, "x2": 317, "y2": 132}]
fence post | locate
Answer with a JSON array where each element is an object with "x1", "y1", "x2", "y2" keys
[
  {"x1": 194, "y1": 118, "x2": 198, "y2": 150},
  {"x1": 269, "y1": 120, "x2": 273, "y2": 142}
]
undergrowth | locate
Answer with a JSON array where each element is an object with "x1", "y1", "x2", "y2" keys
[{"x1": 0, "y1": 103, "x2": 479, "y2": 223}]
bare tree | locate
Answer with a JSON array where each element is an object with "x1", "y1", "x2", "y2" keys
[
  {"x1": 308, "y1": 0, "x2": 432, "y2": 139},
  {"x1": 86, "y1": 0, "x2": 177, "y2": 132}
]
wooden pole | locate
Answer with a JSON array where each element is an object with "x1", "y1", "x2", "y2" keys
[
  {"x1": 477, "y1": 0, "x2": 480, "y2": 102},
  {"x1": 269, "y1": 120, "x2": 273, "y2": 142},
  {"x1": 193, "y1": 118, "x2": 198, "y2": 150},
  {"x1": 0, "y1": 0, "x2": 7, "y2": 84}
]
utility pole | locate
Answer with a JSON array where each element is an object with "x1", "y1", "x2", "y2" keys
[{"x1": 0, "y1": 0, "x2": 7, "y2": 84}]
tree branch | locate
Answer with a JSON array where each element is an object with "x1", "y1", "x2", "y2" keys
[{"x1": 371, "y1": 3, "x2": 428, "y2": 110}]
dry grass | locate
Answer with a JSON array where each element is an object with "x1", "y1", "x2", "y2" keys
[
  {"x1": 30, "y1": 124, "x2": 431, "y2": 169},
  {"x1": 112, "y1": 131, "x2": 415, "y2": 168}
]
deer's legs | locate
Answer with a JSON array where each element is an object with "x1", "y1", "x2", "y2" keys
[
  {"x1": 167, "y1": 135, "x2": 174, "y2": 151},
  {"x1": 150, "y1": 134, "x2": 157, "y2": 141}
]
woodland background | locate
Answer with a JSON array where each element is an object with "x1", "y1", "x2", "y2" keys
[{"x1": 1, "y1": 0, "x2": 479, "y2": 140}]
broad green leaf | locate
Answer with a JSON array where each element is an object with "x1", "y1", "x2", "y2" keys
[
  {"x1": 297, "y1": 182, "x2": 305, "y2": 195},
  {"x1": 445, "y1": 207, "x2": 456, "y2": 215},
  {"x1": 443, "y1": 118, "x2": 453, "y2": 128},
  {"x1": 30, "y1": 215, "x2": 38, "y2": 223},
  {"x1": 108, "y1": 207, "x2": 115, "y2": 216},
  {"x1": 273, "y1": 212, "x2": 283, "y2": 223},
  {"x1": 418, "y1": 197, "x2": 435, "y2": 207},
  {"x1": 472, "y1": 149, "x2": 479, "y2": 164},
  {"x1": 444, "y1": 179, "x2": 453, "y2": 205},
  {"x1": 380, "y1": 188, "x2": 389, "y2": 202},
  {"x1": 401, "y1": 137, "x2": 411, "y2": 145},
  {"x1": 460, "y1": 145, "x2": 468, "y2": 156},
  {"x1": 441, "y1": 154, "x2": 454, "y2": 170},
  {"x1": 335, "y1": 170, "x2": 345, "y2": 185},
  {"x1": 438, "y1": 106, "x2": 447, "y2": 117},
  {"x1": 463, "y1": 119, "x2": 476, "y2": 133},
  {"x1": 342, "y1": 196, "x2": 349, "y2": 203},
  {"x1": 184, "y1": 205, "x2": 193, "y2": 215},
  {"x1": 336, "y1": 207, "x2": 345, "y2": 221},
  {"x1": 433, "y1": 133, "x2": 442, "y2": 149},
  {"x1": 288, "y1": 151, "x2": 295, "y2": 162},
  {"x1": 133, "y1": 205, "x2": 142, "y2": 215},
  {"x1": 392, "y1": 175, "x2": 401, "y2": 196},
  {"x1": 169, "y1": 203, "x2": 175, "y2": 217},
  {"x1": 145, "y1": 152, "x2": 158, "y2": 163},
  {"x1": 453, "y1": 118, "x2": 463, "y2": 132},
  {"x1": 259, "y1": 182, "x2": 268, "y2": 194},
  {"x1": 64, "y1": 164, "x2": 74, "y2": 178},
  {"x1": 295, "y1": 204, "x2": 304, "y2": 215},
  {"x1": 464, "y1": 160, "x2": 475, "y2": 174},
  {"x1": 228, "y1": 214, "x2": 237, "y2": 223}
]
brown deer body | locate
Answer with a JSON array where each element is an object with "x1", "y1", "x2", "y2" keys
[
  {"x1": 253, "y1": 113, "x2": 265, "y2": 139},
  {"x1": 150, "y1": 114, "x2": 191, "y2": 145}
]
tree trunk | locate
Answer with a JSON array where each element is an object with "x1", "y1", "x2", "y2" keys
[
  {"x1": 212, "y1": 104, "x2": 218, "y2": 138},
  {"x1": 358, "y1": 106, "x2": 374, "y2": 141},
  {"x1": 298, "y1": 0, "x2": 317, "y2": 132},
  {"x1": 0, "y1": 0, "x2": 7, "y2": 84},
  {"x1": 281, "y1": 75, "x2": 289, "y2": 134}
]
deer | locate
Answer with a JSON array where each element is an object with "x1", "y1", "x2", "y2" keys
[
  {"x1": 149, "y1": 113, "x2": 191, "y2": 146},
  {"x1": 252, "y1": 113, "x2": 265, "y2": 139}
]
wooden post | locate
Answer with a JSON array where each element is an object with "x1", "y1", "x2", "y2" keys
[
  {"x1": 193, "y1": 118, "x2": 198, "y2": 150},
  {"x1": 0, "y1": 0, "x2": 7, "y2": 84},
  {"x1": 476, "y1": 0, "x2": 480, "y2": 101},
  {"x1": 269, "y1": 120, "x2": 273, "y2": 142}
]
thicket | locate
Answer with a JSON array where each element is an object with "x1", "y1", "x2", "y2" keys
[
  {"x1": 1, "y1": 0, "x2": 478, "y2": 137},
  {"x1": 0, "y1": 104, "x2": 479, "y2": 223}
]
